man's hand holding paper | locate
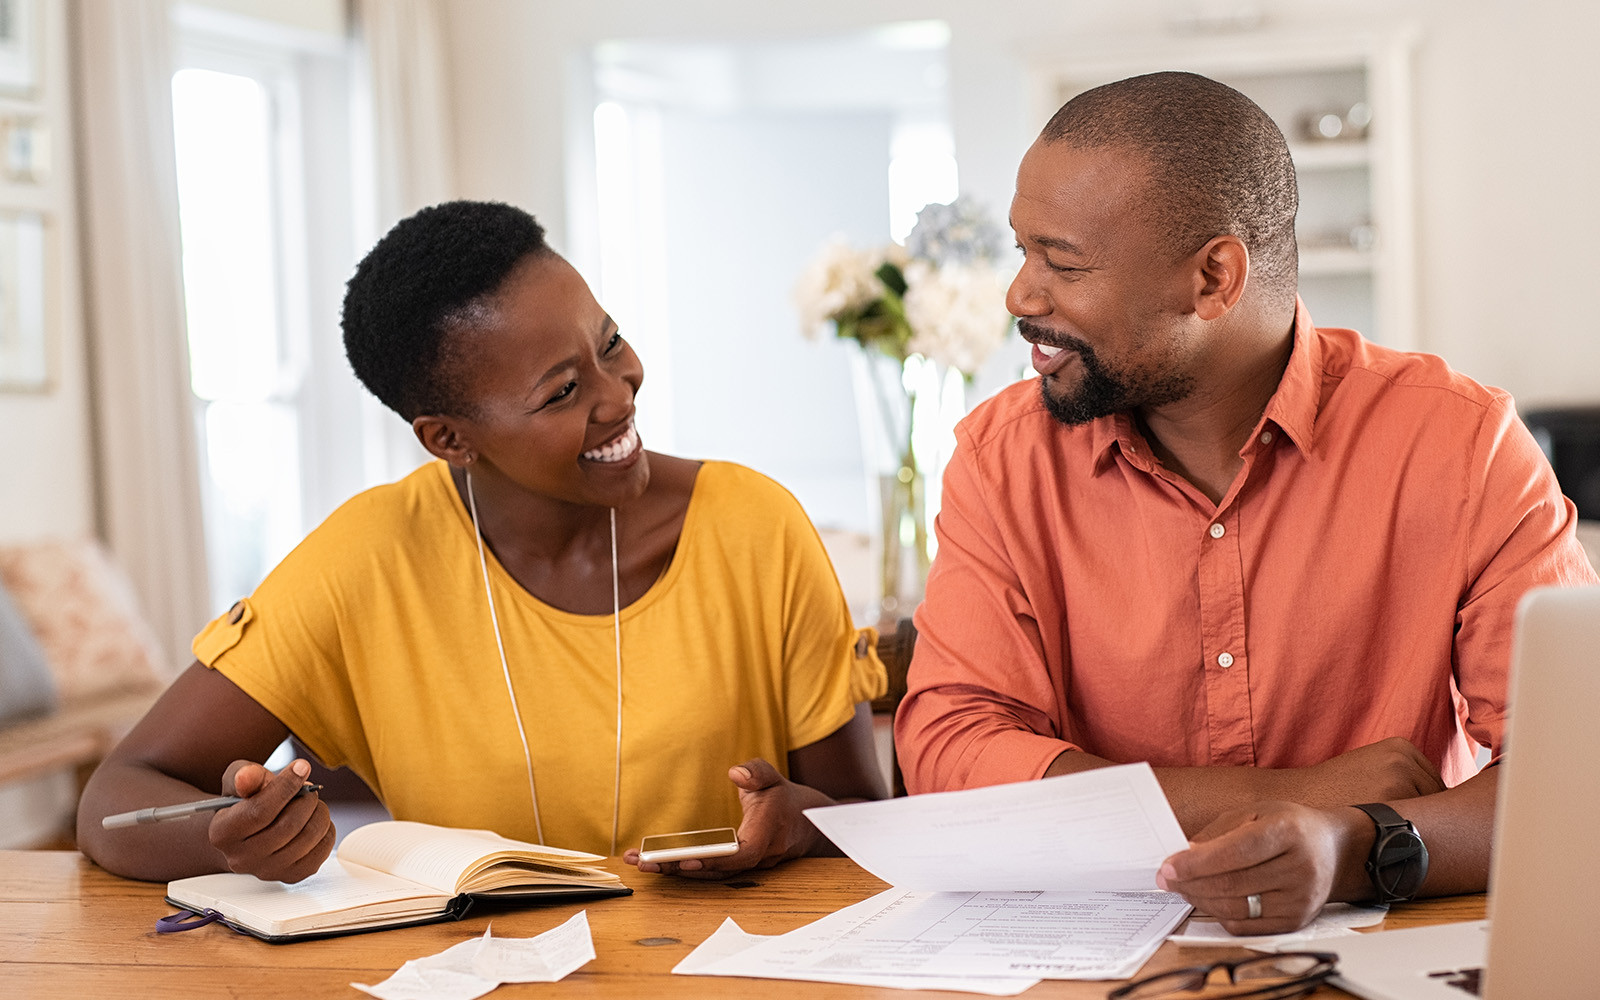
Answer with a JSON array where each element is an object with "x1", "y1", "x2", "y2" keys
[
  {"x1": 672, "y1": 762, "x2": 1197, "y2": 988},
  {"x1": 802, "y1": 762, "x2": 1187, "y2": 892}
]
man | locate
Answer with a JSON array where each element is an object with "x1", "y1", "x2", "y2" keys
[{"x1": 894, "y1": 72, "x2": 1597, "y2": 933}]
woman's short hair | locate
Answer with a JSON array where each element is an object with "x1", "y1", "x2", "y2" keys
[{"x1": 342, "y1": 200, "x2": 554, "y2": 421}]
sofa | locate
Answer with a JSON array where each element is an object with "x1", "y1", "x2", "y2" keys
[{"x1": 0, "y1": 539, "x2": 173, "y2": 847}]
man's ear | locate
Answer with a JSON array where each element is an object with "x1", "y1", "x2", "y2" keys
[
  {"x1": 1190, "y1": 235, "x2": 1249, "y2": 321},
  {"x1": 412, "y1": 415, "x2": 476, "y2": 467}
]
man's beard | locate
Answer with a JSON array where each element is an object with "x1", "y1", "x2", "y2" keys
[{"x1": 1021, "y1": 319, "x2": 1194, "y2": 426}]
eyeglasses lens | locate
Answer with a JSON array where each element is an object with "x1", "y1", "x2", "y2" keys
[
  {"x1": 1112, "y1": 954, "x2": 1334, "y2": 999},
  {"x1": 1117, "y1": 969, "x2": 1210, "y2": 999},
  {"x1": 1234, "y1": 954, "x2": 1328, "y2": 982}
]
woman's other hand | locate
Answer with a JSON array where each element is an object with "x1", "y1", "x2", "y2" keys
[{"x1": 624, "y1": 758, "x2": 830, "y2": 879}]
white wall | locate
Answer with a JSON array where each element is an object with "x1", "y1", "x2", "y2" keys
[
  {"x1": 655, "y1": 108, "x2": 893, "y2": 530},
  {"x1": 440, "y1": 0, "x2": 1600, "y2": 412},
  {"x1": 1406, "y1": 0, "x2": 1600, "y2": 406},
  {"x1": 0, "y1": 0, "x2": 93, "y2": 544}
]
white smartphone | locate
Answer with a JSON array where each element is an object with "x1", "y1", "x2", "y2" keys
[{"x1": 637, "y1": 827, "x2": 740, "y2": 864}]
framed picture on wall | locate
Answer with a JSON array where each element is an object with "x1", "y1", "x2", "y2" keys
[
  {"x1": 0, "y1": 116, "x2": 47, "y2": 181},
  {"x1": 0, "y1": 209, "x2": 47, "y2": 390},
  {"x1": 0, "y1": 0, "x2": 37, "y2": 96}
]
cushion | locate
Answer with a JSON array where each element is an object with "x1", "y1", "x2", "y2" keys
[
  {"x1": 0, "y1": 540, "x2": 168, "y2": 705},
  {"x1": 0, "y1": 574, "x2": 56, "y2": 725}
]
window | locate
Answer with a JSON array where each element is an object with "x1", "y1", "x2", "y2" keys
[{"x1": 171, "y1": 17, "x2": 364, "y2": 614}]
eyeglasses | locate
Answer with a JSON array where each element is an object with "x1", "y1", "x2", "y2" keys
[{"x1": 1107, "y1": 952, "x2": 1338, "y2": 999}]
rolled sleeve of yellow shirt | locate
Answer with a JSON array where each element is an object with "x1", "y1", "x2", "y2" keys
[
  {"x1": 897, "y1": 301, "x2": 1599, "y2": 794},
  {"x1": 192, "y1": 460, "x2": 884, "y2": 856}
]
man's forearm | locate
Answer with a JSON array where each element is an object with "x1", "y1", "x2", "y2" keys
[
  {"x1": 1291, "y1": 764, "x2": 1497, "y2": 904},
  {"x1": 1046, "y1": 736, "x2": 1455, "y2": 837},
  {"x1": 1053, "y1": 746, "x2": 1497, "y2": 904},
  {"x1": 1046, "y1": 748, "x2": 1332, "y2": 835},
  {"x1": 1372, "y1": 765, "x2": 1497, "y2": 898}
]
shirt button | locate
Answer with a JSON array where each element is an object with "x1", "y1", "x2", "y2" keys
[
  {"x1": 1217, "y1": 651, "x2": 1235, "y2": 668},
  {"x1": 1209, "y1": 523, "x2": 1226, "y2": 539},
  {"x1": 1259, "y1": 430, "x2": 1274, "y2": 445}
]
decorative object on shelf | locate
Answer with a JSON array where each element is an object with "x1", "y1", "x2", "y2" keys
[
  {"x1": 0, "y1": 116, "x2": 47, "y2": 183},
  {"x1": 0, "y1": 208, "x2": 46, "y2": 390},
  {"x1": 0, "y1": 0, "x2": 38, "y2": 97},
  {"x1": 1298, "y1": 101, "x2": 1371, "y2": 143},
  {"x1": 1300, "y1": 218, "x2": 1379, "y2": 256},
  {"x1": 795, "y1": 196, "x2": 1016, "y2": 618}
]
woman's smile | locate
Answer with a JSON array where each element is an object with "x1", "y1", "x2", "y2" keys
[{"x1": 581, "y1": 421, "x2": 641, "y2": 465}]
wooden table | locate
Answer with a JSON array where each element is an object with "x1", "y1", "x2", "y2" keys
[{"x1": 1, "y1": 850, "x2": 1485, "y2": 998}]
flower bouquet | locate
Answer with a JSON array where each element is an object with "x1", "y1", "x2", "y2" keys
[{"x1": 794, "y1": 196, "x2": 1016, "y2": 616}]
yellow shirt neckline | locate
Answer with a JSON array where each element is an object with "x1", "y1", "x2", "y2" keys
[{"x1": 428, "y1": 459, "x2": 707, "y2": 627}]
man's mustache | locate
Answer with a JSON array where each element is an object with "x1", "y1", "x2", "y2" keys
[{"x1": 1017, "y1": 320, "x2": 1093, "y2": 358}]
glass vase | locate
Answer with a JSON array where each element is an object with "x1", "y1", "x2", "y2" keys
[{"x1": 854, "y1": 353, "x2": 941, "y2": 624}]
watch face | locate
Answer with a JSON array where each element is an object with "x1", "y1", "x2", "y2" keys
[{"x1": 1372, "y1": 827, "x2": 1429, "y2": 901}]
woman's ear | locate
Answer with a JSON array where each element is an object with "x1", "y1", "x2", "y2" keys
[
  {"x1": 412, "y1": 415, "x2": 476, "y2": 467},
  {"x1": 1191, "y1": 235, "x2": 1250, "y2": 321}
]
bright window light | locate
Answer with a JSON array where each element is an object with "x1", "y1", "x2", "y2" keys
[
  {"x1": 172, "y1": 65, "x2": 303, "y2": 609},
  {"x1": 593, "y1": 99, "x2": 674, "y2": 449},
  {"x1": 888, "y1": 122, "x2": 959, "y2": 243},
  {"x1": 171, "y1": 68, "x2": 280, "y2": 403}
]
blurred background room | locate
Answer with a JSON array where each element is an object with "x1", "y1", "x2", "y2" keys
[{"x1": 1, "y1": 0, "x2": 1597, "y2": 849}]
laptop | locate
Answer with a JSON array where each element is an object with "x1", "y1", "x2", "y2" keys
[{"x1": 1329, "y1": 585, "x2": 1600, "y2": 1000}]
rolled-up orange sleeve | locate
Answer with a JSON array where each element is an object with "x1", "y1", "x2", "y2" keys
[
  {"x1": 895, "y1": 418, "x2": 1079, "y2": 793},
  {"x1": 1452, "y1": 394, "x2": 1599, "y2": 768}
]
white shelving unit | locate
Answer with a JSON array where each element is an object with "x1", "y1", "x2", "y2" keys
[{"x1": 1029, "y1": 27, "x2": 1417, "y2": 350}]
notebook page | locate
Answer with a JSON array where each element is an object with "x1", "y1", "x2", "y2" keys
[
  {"x1": 338, "y1": 821, "x2": 603, "y2": 894},
  {"x1": 167, "y1": 856, "x2": 441, "y2": 930}
]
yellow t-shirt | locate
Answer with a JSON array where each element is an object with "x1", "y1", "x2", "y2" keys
[{"x1": 193, "y1": 460, "x2": 884, "y2": 856}]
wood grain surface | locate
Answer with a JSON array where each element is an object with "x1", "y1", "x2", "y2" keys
[{"x1": 0, "y1": 850, "x2": 1486, "y2": 998}]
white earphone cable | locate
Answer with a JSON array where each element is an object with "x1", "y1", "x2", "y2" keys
[
  {"x1": 466, "y1": 469, "x2": 545, "y2": 844},
  {"x1": 465, "y1": 468, "x2": 622, "y2": 855},
  {"x1": 609, "y1": 506, "x2": 623, "y2": 858}
]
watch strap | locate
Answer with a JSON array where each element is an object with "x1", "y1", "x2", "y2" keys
[
  {"x1": 1352, "y1": 802, "x2": 1429, "y2": 903},
  {"x1": 1352, "y1": 801, "x2": 1409, "y2": 832}
]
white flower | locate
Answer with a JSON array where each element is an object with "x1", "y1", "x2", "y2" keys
[
  {"x1": 902, "y1": 259, "x2": 1016, "y2": 375},
  {"x1": 905, "y1": 196, "x2": 1010, "y2": 267},
  {"x1": 793, "y1": 236, "x2": 889, "y2": 336}
]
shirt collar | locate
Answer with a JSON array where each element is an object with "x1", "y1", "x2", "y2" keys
[
  {"x1": 1256, "y1": 297, "x2": 1321, "y2": 458},
  {"x1": 1087, "y1": 297, "x2": 1322, "y2": 474}
]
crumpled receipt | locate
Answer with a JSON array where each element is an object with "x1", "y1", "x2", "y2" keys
[
  {"x1": 1167, "y1": 902, "x2": 1389, "y2": 950},
  {"x1": 352, "y1": 911, "x2": 595, "y2": 999}
]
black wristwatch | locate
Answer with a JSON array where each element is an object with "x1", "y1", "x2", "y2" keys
[{"x1": 1352, "y1": 802, "x2": 1429, "y2": 903}]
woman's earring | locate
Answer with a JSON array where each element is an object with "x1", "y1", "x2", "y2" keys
[{"x1": 462, "y1": 452, "x2": 476, "y2": 466}]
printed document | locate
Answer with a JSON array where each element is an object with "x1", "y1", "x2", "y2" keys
[
  {"x1": 803, "y1": 760, "x2": 1189, "y2": 891},
  {"x1": 676, "y1": 913, "x2": 1040, "y2": 995},
  {"x1": 678, "y1": 763, "x2": 1193, "y2": 990}
]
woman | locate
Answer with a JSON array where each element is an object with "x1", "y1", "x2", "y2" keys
[{"x1": 77, "y1": 201, "x2": 886, "y2": 882}]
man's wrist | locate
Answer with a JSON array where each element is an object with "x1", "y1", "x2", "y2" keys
[{"x1": 1329, "y1": 806, "x2": 1381, "y2": 902}]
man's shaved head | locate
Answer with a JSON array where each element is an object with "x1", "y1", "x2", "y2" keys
[{"x1": 1039, "y1": 71, "x2": 1298, "y2": 306}]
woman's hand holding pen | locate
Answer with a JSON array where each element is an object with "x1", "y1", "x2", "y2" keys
[{"x1": 209, "y1": 758, "x2": 335, "y2": 884}]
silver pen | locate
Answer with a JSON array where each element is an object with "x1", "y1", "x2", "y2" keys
[{"x1": 101, "y1": 783, "x2": 323, "y2": 829}]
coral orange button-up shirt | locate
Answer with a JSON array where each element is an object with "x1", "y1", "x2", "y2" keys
[{"x1": 896, "y1": 304, "x2": 1598, "y2": 794}]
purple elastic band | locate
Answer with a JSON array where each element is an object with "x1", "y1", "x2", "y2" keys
[{"x1": 156, "y1": 908, "x2": 225, "y2": 933}]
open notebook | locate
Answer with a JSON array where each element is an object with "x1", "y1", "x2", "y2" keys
[{"x1": 166, "y1": 820, "x2": 631, "y2": 942}]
